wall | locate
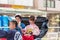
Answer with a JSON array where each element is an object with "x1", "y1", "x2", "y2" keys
[
  {"x1": 38, "y1": 0, "x2": 60, "y2": 11},
  {"x1": 0, "y1": 0, "x2": 33, "y2": 6}
]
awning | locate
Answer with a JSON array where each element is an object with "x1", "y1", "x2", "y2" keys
[{"x1": 0, "y1": 7, "x2": 47, "y2": 14}]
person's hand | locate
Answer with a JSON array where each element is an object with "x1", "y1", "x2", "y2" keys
[
  {"x1": 18, "y1": 24, "x2": 22, "y2": 29},
  {"x1": 22, "y1": 29, "x2": 26, "y2": 34},
  {"x1": 24, "y1": 34, "x2": 31, "y2": 36}
]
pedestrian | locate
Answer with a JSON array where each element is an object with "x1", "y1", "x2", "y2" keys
[{"x1": 0, "y1": 20, "x2": 22, "y2": 40}]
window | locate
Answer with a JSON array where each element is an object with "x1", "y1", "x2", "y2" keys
[
  {"x1": 14, "y1": 0, "x2": 33, "y2": 6},
  {"x1": 44, "y1": 0, "x2": 55, "y2": 8},
  {"x1": 0, "y1": 0, "x2": 8, "y2": 4}
]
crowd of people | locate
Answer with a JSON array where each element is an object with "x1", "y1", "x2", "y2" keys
[{"x1": 0, "y1": 15, "x2": 41, "y2": 40}]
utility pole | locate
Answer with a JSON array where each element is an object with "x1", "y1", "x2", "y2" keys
[{"x1": 46, "y1": 0, "x2": 47, "y2": 11}]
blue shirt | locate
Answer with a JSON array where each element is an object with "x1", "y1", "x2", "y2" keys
[{"x1": 16, "y1": 23, "x2": 25, "y2": 34}]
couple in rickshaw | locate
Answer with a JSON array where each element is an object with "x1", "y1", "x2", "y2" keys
[
  {"x1": 15, "y1": 15, "x2": 40, "y2": 40},
  {"x1": 0, "y1": 15, "x2": 48, "y2": 40}
]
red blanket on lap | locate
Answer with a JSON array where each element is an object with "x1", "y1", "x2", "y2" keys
[
  {"x1": 22, "y1": 35, "x2": 34, "y2": 40},
  {"x1": 0, "y1": 38, "x2": 7, "y2": 40}
]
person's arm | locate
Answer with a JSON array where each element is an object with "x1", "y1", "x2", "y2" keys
[
  {"x1": 18, "y1": 23, "x2": 23, "y2": 30},
  {"x1": 19, "y1": 23, "x2": 25, "y2": 29},
  {"x1": 33, "y1": 26, "x2": 40, "y2": 36},
  {"x1": 22, "y1": 25, "x2": 28, "y2": 34},
  {"x1": 18, "y1": 23, "x2": 26, "y2": 34},
  {"x1": 22, "y1": 25, "x2": 33, "y2": 35},
  {"x1": 0, "y1": 30, "x2": 7, "y2": 38}
]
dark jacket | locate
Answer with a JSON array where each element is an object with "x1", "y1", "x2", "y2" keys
[{"x1": 0, "y1": 29, "x2": 22, "y2": 40}]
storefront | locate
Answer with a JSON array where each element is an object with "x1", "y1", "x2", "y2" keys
[
  {"x1": 46, "y1": 12, "x2": 60, "y2": 40},
  {"x1": 47, "y1": 13, "x2": 60, "y2": 27}
]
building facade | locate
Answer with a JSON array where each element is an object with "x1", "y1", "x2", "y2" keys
[{"x1": 34, "y1": 0, "x2": 60, "y2": 40}]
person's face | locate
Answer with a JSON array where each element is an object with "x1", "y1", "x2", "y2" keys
[
  {"x1": 15, "y1": 17, "x2": 21, "y2": 23},
  {"x1": 9, "y1": 22, "x2": 16, "y2": 30},
  {"x1": 29, "y1": 20, "x2": 34, "y2": 24}
]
